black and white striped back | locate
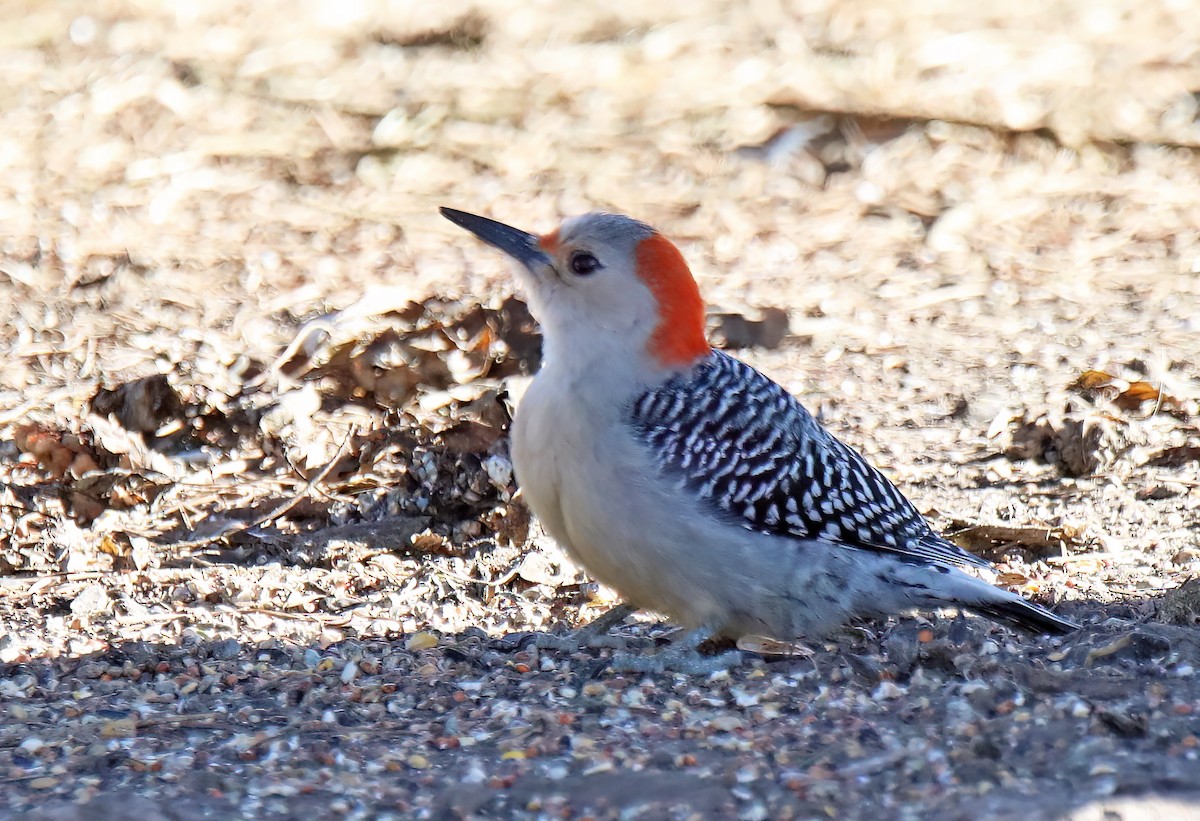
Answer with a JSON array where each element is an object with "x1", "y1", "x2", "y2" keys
[{"x1": 628, "y1": 350, "x2": 989, "y2": 570}]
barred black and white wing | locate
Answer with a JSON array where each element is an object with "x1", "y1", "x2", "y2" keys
[{"x1": 628, "y1": 350, "x2": 990, "y2": 570}]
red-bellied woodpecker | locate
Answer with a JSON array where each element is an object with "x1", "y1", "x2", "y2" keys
[{"x1": 441, "y1": 207, "x2": 1077, "y2": 656}]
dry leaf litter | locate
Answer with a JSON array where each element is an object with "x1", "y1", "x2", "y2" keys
[{"x1": 2, "y1": 0, "x2": 1200, "y2": 818}]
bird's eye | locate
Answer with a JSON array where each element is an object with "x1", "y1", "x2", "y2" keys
[{"x1": 569, "y1": 251, "x2": 601, "y2": 276}]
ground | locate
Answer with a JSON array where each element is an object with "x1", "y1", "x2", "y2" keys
[{"x1": 2, "y1": 0, "x2": 1200, "y2": 818}]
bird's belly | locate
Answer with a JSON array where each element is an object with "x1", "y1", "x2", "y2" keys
[
  {"x1": 509, "y1": 384, "x2": 572, "y2": 548},
  {"x1": 510, "y1": 379, "x2": 874, "y2": 639},
  {"x1": 512, "y1": 391, "x2": 696, "y2": 616},
  {"x1": 514, "y1": 417, "x2": 787, "y2": 632}
]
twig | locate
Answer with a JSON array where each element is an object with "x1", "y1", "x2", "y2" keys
[
  {"x1": 114, "y1": 613, "x2": 192, "y2": 625},
  {"x1": 434, "y1": 560, "x2": 524, "y2": 589},
  {"x1": 0, "y1": 571, "x2": 113, "y2": 590},
  {"x1": 241, "y1": 608, "x2": 353, "y2": 625},
  {"x1": 1149, "y1": 472, "x2": 1200, "y2": 488}
]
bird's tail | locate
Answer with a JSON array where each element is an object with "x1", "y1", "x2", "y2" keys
[{"x1": 970, "y1": 597, "x2": 1078, "y2": 635}]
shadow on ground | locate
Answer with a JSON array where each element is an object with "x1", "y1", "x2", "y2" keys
[{"x1": 5, "y1": 598, "x2": 1200, "y2": 820}]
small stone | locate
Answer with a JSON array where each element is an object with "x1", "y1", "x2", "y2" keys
[
  {"x1": 735, "y1": 765, "x2": 760, "y2": 783},
  {"x1": 482, "y1": 454, "x2": 513, "y2": 488},
  {"x1": 101, "y1": 717, "x2": 138, "y2": 737},
  {"x1": 76, "y1": 662, "x2": 106, "y2": 679},
  {"x1": 406, "y1": 632, "x2": 439, "y2": 651},
  {"x1": 28, "y1": 776, "x2": 58, "y2": 789},
  {"x1": 130, "y1": 536, "x2": 158, "y2": 570},
  {"x1": 1157, "y1": 581, "x2": 1200, "y2": 628},
  {"x1": 1171, "y1": 548, "x2": 1200, "y2": 565},
  {"x1": 71, "y1": 584, "x2": 111, "y2": 617},
  {"x1": 710, "y1": 715, "x2": 744, "y2": 732},
  {"x1": 732, "y1": 688, "x2": 759, "y2": 707},
  {"x1": 873, "y1": 681, "x2": 905, "y2": 700},
  {"x1": 407, "y1": 754, "x2": 430, "y2": 769},
  {"x1": 961, "y1": 682, "x2": 994, "y2": 711},
  {"x1": 211, "y1": 639, "x2": 241, "y2": 660},
  {"x1": 741, "y1": 801, "x2": 769, "y2": 821},
  {"x1": 0, "y1": 635, "x2": 18, "y2": 663}
]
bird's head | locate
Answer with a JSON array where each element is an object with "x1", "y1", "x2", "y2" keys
[{"x1": 441, "y1": 208, "x2": 710, "y2": 373}]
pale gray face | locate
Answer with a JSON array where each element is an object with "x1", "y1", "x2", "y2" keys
[
  {"x1": 440, "y1": 208, "x2": 661, "y2": 338},
  {"x1": 548, "y1": 212, "x2": 656, "y2": 269},
  {"x1": 440, "y1": 208, "x2": 652, "y2": 281},
  {"x1": 442, "y1": 206, "x2": 709, "y2": 392}
]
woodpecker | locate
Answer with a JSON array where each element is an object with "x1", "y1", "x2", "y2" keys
[{"x1": 441, "y1": 207, "x2": 1078, "y2": 645}]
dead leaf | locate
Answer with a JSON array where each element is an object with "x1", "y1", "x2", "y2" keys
[
  {"x1": 998, "y1": 410, "x2": 1125, "y2": 476},
  {"x1": 1144, "y1": 445, "x2": 1200, "y2": 468},
  {"x1": 90, "y1": 374, "x2": 184, "y2": 435},
  {"x1": 86, "y1": 413, "x2": 181, "y2": 477},
  {"x1": 490, "y1": 296, "x2": 542, "y2": 376},
  {"x1": 97, "y1": 533, "x2": 128, "y2": 559},
  {"x1": 515, "y1": 551, "x2": 567, "y2": 586},
  {"x1": 65, "y1": 467, "x2": 172, "y2": 527},
  {"x1": 484, "y1": 502, "x2": 530, "y2": 547},
  {"x1": 273, "y1": 295, "x2": 527, "y2": 410},
  {"x1": 736, "y1": 635, "x2": 814, "y2": 657},
  {"x1": 373, "y1": 10, "x2": 487, "y2": 51},
  {"x1": 437, "y1": 420, "x2": 504, "y2": 454},
  {"x1": 1070, "y1": 369, "x2": 1117, "y2": 392},
  {"x1": 1070, "y1": 369, "x2": 1182, "y2": 413},
  {"x1": 948, "y1": 522, "x2": 1089, "y2": 559},
  {"x1": 405, "y1": 631, "x2": 440, "y2": 651},
  {"x1": 709, "y1": 307, "x2": 791, "y2": 350},
  {"x1": 409, "y1": 529, "x2": 455, "y2": 554},
  {"x1": 100, "y1": 717, "x2": 138, "y2": 738},
  {"x1": 70, "y1": 583, "x2": 112, "y2": 617}
]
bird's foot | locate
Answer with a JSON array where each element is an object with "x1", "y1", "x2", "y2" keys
[
  {"x1": 609, "y1": 627, "x2": 746, "y2": 675},
  {"x1": 532, "y1": 603, "x2": 638, "y2": 653}
]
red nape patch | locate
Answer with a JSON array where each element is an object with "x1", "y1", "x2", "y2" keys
[
  {"x1": 539, "y1": 228, "x2": 561, "y2": 254},
  {"x1": 634, "y1": 233, "x2": 710, "y2": 368}
]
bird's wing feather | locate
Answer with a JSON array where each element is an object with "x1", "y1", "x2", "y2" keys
[{"x1": 628, "y1": 350, "x2": 991, "y2": 570}]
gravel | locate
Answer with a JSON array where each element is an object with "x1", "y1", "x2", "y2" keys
[{"x1": 3, "y1": 0, "x2": 1200, "y2": 818}]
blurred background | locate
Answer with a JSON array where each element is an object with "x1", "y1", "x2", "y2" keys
[{"x1": 5, "y1": 0, "x2": 1200, "y2": 350}]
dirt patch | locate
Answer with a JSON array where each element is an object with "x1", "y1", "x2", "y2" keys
[{"x1": 2, "y1": 0, "x2": 1200, "y2": 817}]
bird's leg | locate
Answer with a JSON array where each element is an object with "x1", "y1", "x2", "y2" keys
[
  {"x1": 609, "y1": 625, "x2": 746, "y2": 675},
  {"x1": 532, "y1": 602, "x2": 638, "y2": 652}
]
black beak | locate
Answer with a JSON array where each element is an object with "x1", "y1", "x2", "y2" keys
[{"x1": 440, "y1": 207, "x2": 551, "y2": 270}]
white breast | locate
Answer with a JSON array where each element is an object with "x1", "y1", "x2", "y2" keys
[{"x1": 509, "y1": 366, "x2": 774, "y2": 630}]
